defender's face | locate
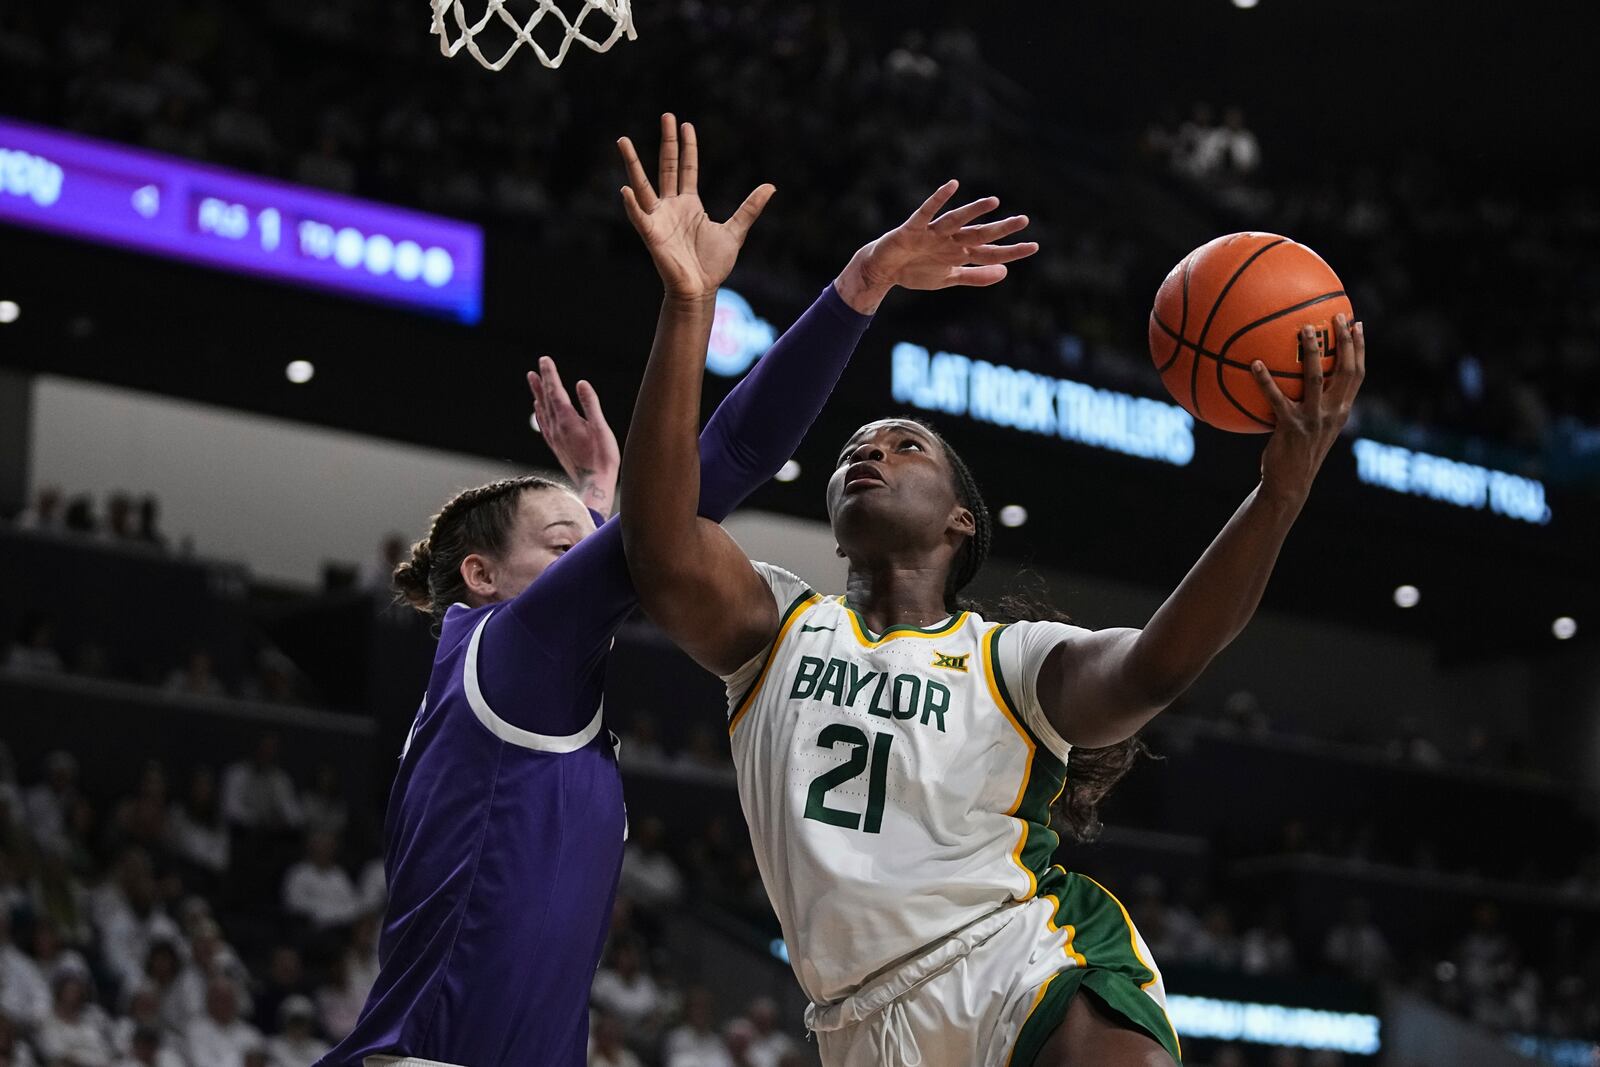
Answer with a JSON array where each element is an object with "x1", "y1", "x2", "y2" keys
[{"x1": 491, "y1": 489, "x2": 596, "y2": 601}]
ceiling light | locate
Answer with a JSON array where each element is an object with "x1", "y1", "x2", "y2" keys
[
  {"x1": 285, "y1": 360, "x2": 315, "y2": 384},
  {"x1": 1552, "y1": 617, "x2": 1577, "y2": 640},
  {"x1": 1393, "y1": 585, "x2": 1420, "y2": 609},
  {"x1": 775, "y1": 460, "x2": 801, "y2": 483},
  {"x1": 0, "y1": 301, "x2": 19, "y2": 324},
  {"x1": 998, "y1": 505, "x2": 1028, "y2": 528}
]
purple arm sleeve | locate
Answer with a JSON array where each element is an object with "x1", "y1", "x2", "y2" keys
[{"x1": 476, "y1": 284, "x2": 873, "y2": 734}]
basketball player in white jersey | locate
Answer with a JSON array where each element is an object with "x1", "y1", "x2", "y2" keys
[{"x1": 617, "y1": 128, "x2": 1366, "y2": 1065}]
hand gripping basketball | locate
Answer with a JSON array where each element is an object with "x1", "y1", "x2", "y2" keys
[
  {"x1": 617, "y1": 113, "x2": 775, "y2": 301},
  {"x1": 1251, "y1": 315, "x2": 1367, "y2": 505}
]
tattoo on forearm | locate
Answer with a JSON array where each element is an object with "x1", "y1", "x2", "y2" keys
[{"x1": 574, "y1": 468, "x2": 611, "y2": 512}]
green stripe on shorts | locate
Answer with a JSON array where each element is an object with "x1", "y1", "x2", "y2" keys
[{"x1": 1009, "y1": 873, "x2": 1183, "y2": 1065}]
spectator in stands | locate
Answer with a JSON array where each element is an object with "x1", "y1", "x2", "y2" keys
[
  {"x1": 723, "y1": 1018, "x2": 757, "y2": 1067},
  {"x1": 90, "y1": 849, "x2": 182, "y2": 992},
  {"x1": 663, "y1": 987, "x2": 732, "y2": 1067},
  {"x1": 174, "y1": 918, "x2": 252, "y2": 1024},
  {"x1": 221, "y1": 735, "x2": 303, "y2": 831},
  {"x1": 360, "y1": 534, "x2": 409, "y2": 595},
  {"x1": 25, "y1": 918, "x2": 89, "y2": 990},
  {"x1": 165, "y1": 767, "x2": 229, "y2": 878},
  {"x1": 108, "y1": 762, "x2": 170, "y2": 858},
  {"x1": 355, "y1": 857, "x2": 385, "y2": 916},
  {"x1": 744, "y1": 997, "x2": 797, "y2": 1067},
  {"x1": 675, "y1": 727, "x2": 732, "y2": 776},
  {"x1": 620, "y1": 816, "x2": 685, "y2": 912},
  {"x1": 109, "y1": 985, "x2": 185, "y2": 1066},
  {"x1": 343, "y1": 914, "x2": 380, "y2": 1000},
  {"x1": 0, "y1": 911, "x2": 48, "y2": 1030},
  {"x1": 265, "y1": 995, "x2": 329, "y2": 1067},
  {"x1": 6, "y1": 616, "x2": 64, "y2": 676},
  {"x1": 134, "y1": 496, "x2": 166, "y2": 551},
  {"x1": 620, "y1": 717, "x2": 667, "y2": 766},
  {"x1": 164, "y1": 649, "x2": 227, "y2": 698},
  {"x1": 314, "y1": 953, "x2": 365, "y2": 1043},
  {"x1": 282, "y1": 831, "x2": 362, "y2": 929},
  {"x1": 113, "y1": 1023, "x2": 184, "y2": 1067},
  {"x1": 138, "y1": 940, "x2": 187, "y2": 1033},
  {"x1": 0, "y1": 1013, "x2": 38, "y2": 1067},
  {"x1": 185, "y1": 978, "x2": 262, "y2": 1067},
  {"x1": 1240, "y1": 907, "x2": 1297, "y2": 976},
  {"x1": 238, "y1": 649, "x2": 306, "y2": 707},
  {"x1": 1456, "y1": 901, "x2": 1512, "y2": 998},
  {"x1": 63, "y1": 495, "x2": 98, "y2": 535},
  {"x1": 1188, "y1": 903, "x2": 1243, "y2": 970},
  {"x1": 590, "y1": 939, "x2": 663, "y2": 1035},
  {"x1": 1323, "y1": 897, "x2": 1392, "y2": 981},
  {"x1": 36, "y1": 967, "x2": 114, "y2": 1067},
  {"x1": 106, "y1": 493, "x2": 137, "y2": 541},
  {"x1": 15, "y1": 485, "x2": 62, "y2": 532},
  {"x1": 252, "y1": 946, "x2": 308, "y2": 1035},
  {"x1": 589, "y1": 1012, "x2": 643, "y2": 1067},
  {"x1": 299, "y1": 765, "x2": 348, "y2": 838},
  {"x1": 1128, "y1": 875, "x2": 1197, "y2": 964}
]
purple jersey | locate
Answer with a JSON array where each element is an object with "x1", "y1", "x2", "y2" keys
[
  {"x1": 322, "y1": 596, "x2": 627, "y2": 1066},
  {"x1": 317, "y1": 285, "x2": 872, "y2": 1067}
]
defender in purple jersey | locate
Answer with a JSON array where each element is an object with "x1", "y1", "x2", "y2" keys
[{"x1": 316, "y1": 114, "x2": 1009, "y2": 1067}]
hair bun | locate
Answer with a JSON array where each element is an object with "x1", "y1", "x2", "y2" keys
[{"x1": 391, "y1": 540, "x2": 435, "y2": 614}]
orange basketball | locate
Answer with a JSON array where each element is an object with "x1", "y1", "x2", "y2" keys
[{"x1": 1148, "y1": 232, "x2": 1353, "y2": 434}]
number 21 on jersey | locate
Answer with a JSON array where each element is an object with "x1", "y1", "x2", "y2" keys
[{"x1": 803, "y1": 725, "x2": 893, "y2": 834}]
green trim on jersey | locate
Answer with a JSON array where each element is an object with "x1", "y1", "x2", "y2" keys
[
  {"x1": 728, "y1": 587, "x2": 818, "y2": 732},
  {"x1": 1009, "y1": 873, "x2": 1182, "y2": 1065},
  {"x1": 839, "y1": 600, "x2": 971, "y2": 643},
  {"x1": 985, "y1": 625, "x2": 1069, "y2": 894}
]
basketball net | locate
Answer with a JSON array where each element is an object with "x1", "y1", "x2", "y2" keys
[{"x1": 430, "y1": 0, "x2": 635, "y2": 70}]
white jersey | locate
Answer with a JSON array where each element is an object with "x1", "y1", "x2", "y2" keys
[{"x1": 722, "y1": 563, "x2": 1086, "y2": 1005}]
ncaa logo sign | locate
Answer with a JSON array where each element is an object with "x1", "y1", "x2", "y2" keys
[{"x1": 708, "y1": 288, "x2": 776, "y2": 378}]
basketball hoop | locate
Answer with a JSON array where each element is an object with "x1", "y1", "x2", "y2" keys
[{"x1": 431, "y1": 0, "x2": 635, "y2": 70}]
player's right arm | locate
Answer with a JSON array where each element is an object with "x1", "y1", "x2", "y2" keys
[{"x1": 620, "y1": 141, "x2": 1039, "y2": 676}]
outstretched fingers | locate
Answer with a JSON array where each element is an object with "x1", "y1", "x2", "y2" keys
[
  {"x1": 908, "y1": 180, "x2": 960, "y2": 227},
  {"x1": 539, "y1": 356, "x2": 578, "y2": 422},
  {"x1": 657, "y1": 112, "x2": 679, "y2": 198},
  {"x1": 963, "y1": 241, "x2": 1040, "y2": 267},
  {"x1": 725, "y1": 183, "x2": 776, "y2": 243},
  {"x1": 931, "y1": 195, "x2": 1001, "y2": 235},
  {"x1": 616, "y1": 136, "x2": 658, "y2": 213},
  {"x1": 950, "y1": 264, "x2": 1011, "y2": 288},
  {"x1": 679, "y1": 121, "x2": 698, "y2": 196},
  {"x1": 955, "y1": 214, "x2": 1031, "y2": 246}
]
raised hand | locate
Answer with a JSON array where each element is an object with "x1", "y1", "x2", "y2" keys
[
  {"x1": 834, "y1": 180, "x2": 1039, "y2": 314},
  {"x1": 528, "y1": 357, "x2": 620, "y2": 519},
  {"x1": 617, "y1": 114, "x2": 776, "y2": 301},
  {"x1": 1250, "y1": 314, "x2": 1367, "y2": 505}
]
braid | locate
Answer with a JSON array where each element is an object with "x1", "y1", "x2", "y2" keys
[
  {"x1": 903, "y1": 419, "x2": 992, "y2": 610},
  {"x1": 394, "y1": 474, "x2": 565, "y2": 622}
]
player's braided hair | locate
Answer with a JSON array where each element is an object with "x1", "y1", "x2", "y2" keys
[
  {"x1": 393, "y1": 475, "x2": 565, "y2": 623},
  {"x1": 902, "y1": 419, "x2": 991, "y2": 612},
  {"x1": 919, "y1": 421, "x2": 1151, "y2": 844}
]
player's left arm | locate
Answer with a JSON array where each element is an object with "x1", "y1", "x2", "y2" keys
[
  {"x1": 528, "y1": 359, "x2": 620, "y2": 520},
  {"x1": 1039, "y1": 317, "x2": 1367, "y2": 748}
]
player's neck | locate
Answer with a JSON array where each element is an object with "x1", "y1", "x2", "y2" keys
[{"x1": 842, "y1": 562, "x2": 953, "y2": 634}]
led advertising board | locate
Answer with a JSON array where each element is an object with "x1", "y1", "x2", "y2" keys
[{"x1": 0, "y1": 117, "x2": 483, "y2": 322}]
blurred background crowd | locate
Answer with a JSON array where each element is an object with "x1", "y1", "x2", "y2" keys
[{"x1": 3, "y1": 0, "x2": 1598, "y2": 479}]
